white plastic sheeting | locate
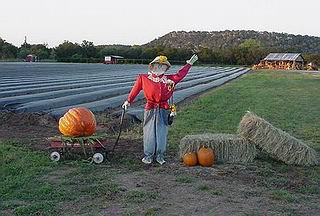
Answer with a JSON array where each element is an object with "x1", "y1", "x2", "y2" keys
[{"x1": 0, "y1": 63, "x2": 249, "y2": 119}]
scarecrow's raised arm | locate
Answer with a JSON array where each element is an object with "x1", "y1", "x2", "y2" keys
[{"x1": 170, "y1": 54, "x2": 198, "y2": 83}]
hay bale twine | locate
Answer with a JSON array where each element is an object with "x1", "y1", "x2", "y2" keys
[
  {"x1": 179, "y1": 133, "x2": 257, "y2": 164},
  {"x1": 238, "y1": 111, "x2": 318, "y2": 166}
]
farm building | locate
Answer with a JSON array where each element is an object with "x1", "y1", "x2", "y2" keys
[
  {"x1": 103, "y1": 55, "x2": 124, "y2": 64},
  {"x1": 253, "y1": 53, "x2": 305, "y2": 70},
  {"x1": 25, "y1": 54, "x2": 38, "y2": 62}
]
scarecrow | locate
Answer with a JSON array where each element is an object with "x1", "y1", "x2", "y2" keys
[{"x1": 122, "y1": 54, "x2": 198, "y2": 165}]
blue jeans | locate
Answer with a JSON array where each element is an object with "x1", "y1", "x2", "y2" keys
[{"x1": 143, "y1": 108, "x2": 170, "y2": 158}]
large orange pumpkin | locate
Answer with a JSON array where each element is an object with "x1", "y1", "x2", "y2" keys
[
  {"x1": 183, "y1": 152, "x2": 198, "y2": 166},
  {"x1": 197, "y1": 147, "x2": 215, "y2": 167},
  {"x1": 59, "y1": 107, "x2": 96, "y2": 137}
]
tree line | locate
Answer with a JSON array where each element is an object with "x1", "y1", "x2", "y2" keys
[{"x1": 0, "y1": 37, "x2": 319, "y2": 65}]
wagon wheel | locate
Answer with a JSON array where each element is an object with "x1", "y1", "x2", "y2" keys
[
  {"x1": 50, "y1": 151, "x2": 61, "y2": 162},
  {"x1": 92, "y1": 152, "x2": 104, "y2": 164}
]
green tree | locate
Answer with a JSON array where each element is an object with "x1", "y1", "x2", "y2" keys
[
  {"x1": 0, "y1": 38, "x2": 18, "y2": 59},
  {"x1": 55, "y1": 41, "x2": 82, "y2": 61},
  {"x1": 235, "y1": 39, "x2": 265, "y2": 65},
  {"x1": 81, "y1": 40, "x2": 96, "y2": 58},
  {"x1": 125, "y1": 46, "x2": 142, "y2": 59},
  {"x1": 30, "y1": 44, "x2": 51, "y2": 59},
  {"x1": 304, "y1": 53, "x2": 320, "y2": 65},
  {"x1": 17, "y1": 48, "x2": 30, "y2": 59},
  {"x1": 49, "y1": 49, "x2": 56, "y2": 60},
  {"x1": 141, "y1": 47, "x2": 157, "y2": 60},
  {"x1": 198, "y1": 47, "x2": 212, "y2": 63}
]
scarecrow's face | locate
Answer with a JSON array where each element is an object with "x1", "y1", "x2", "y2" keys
[{"x1": 149, "y1": 63, "x2": 168, "y2": 76}]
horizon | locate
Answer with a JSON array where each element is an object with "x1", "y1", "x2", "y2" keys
[
  {"x1": 1, "y1": 0, "x2": 319, "y2": 47},
  {"x1": 2, "y1": 29, "x2": 320, "y2": 48}
]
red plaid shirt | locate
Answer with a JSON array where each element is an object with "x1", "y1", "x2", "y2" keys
[{"x1": 127, "y1": 64, "x2": 192, "y2": 110}]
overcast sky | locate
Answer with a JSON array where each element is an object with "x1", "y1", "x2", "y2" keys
[{"x1": 1, "y1": 0, "x2": 319, "y2": 47}]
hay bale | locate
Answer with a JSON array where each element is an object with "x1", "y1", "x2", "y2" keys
[
  {"x1": 238, "y1": 111, "x2": 318, "y2": 166},
  {"x1": 179, "y1": 133, "x2": 257, "y2": 164}
]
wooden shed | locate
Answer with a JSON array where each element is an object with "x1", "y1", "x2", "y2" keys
[
  {"x1": 103, "y1": 55, "x2": 124, "y2": 64},
  {"x1": 253, "y1": 53, "x2": 305, "y2": 70},
  {"x1": 25, "y1": 54, "x2": 38, "y2": 62}
]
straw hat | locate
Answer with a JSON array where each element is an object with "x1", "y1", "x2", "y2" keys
[{"x1": 149, "y1": 55, "x2": 171, "y2": 68}]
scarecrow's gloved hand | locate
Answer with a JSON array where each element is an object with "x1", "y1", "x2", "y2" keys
[
  {"x1": 166, "y1": 79, "x2": 175, "y2": 85},
  {"x1": 186, "y1": 54, "x2": 198, "y2": 65},
  {"x1": 122, "y1": 101, "x2": 130, "y2": 110},
  {"x1": 166, "y1": 79, "x2": 175, "y2": 90},
  {"x1": 170, "y1": 111, "x2": 177, "y2": 117}
]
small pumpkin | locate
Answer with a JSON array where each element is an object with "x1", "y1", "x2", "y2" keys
[
  {"x1": 197, "y1": 147, "x2": 215, "y2": 167},
  {"x1": 183, "y1": 152, "x2": 198, "y2": 166},
  {"x1": 59, "y1": 107, "x2": 96, "y2": 137}
]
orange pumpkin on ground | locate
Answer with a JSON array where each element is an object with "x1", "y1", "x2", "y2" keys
[
  {"x1": 183, "y1": 152, "x2": 198, "y2": 166},
  {"x1": 197, "y1": 147, "x2": 215, "y2": 167},
  {"x1": 59, "y1": 107, "x2": 96, "y2": 137}
]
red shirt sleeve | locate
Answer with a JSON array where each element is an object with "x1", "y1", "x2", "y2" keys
[
  {"x1": 170, "y1": 63, "x2": 192, "y2": 83},
  {"x1": 127, "y1": 75, "x2": 143, "y2": 103}
]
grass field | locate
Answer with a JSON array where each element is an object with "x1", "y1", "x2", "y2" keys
[
  {"x1": 1, "y1": 69, "x2": 319, "y2": 215},
  {"x1": 169, "y1": 70, "x2": 320, "y2": 151}
]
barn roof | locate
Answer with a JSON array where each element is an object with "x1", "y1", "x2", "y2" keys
[
  {"x1": 109, "y1": 55, "x2": 124, "y2": 59},
  {"x1": 264, "y1": 53, "x2": 304, "y2": 62}
]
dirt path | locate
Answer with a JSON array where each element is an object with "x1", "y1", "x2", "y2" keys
[{"x1": 46, "y1": 156, "x2": 319, "y2": 216}]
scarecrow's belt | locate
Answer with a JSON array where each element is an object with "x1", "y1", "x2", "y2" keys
[{"x1": 145, "y1": 100, "x2": 170, "y2": 110}]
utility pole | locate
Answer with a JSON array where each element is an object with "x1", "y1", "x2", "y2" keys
[{"x1": 24, "y1": 36, "x2": 27, "y2": 48}]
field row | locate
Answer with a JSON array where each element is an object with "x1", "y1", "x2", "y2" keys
[{"x1": 0, "y1": 63, "x2": 249, "y2": 119}]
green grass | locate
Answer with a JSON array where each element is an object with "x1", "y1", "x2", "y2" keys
[
  {"x1": 144, "y1": 207, "x2": 161, "y2": 216},
  {"x1": 269, "y1": 189, "x2": 297, "y2": 203},
  {"x1": 0, "y1": 140, "x2": 61, "y2": 215},
  {"x1": 198, "y1": 185, "x2": 210, "y2": 191},
  {"x1": 0, "y1": 140, "x2": 121, "y2": 215},
  {"x1": 168, "y1": 69, "x2": 320, "y2": 200},
  {"x1": 123, "y1": 188, "x2": 158, "y2": 204},
  {"x1": 175, "y1": 174, "x2": 194, "y2": 183},
  {"x1": 169, "y1": 70, "x2": 320, "y2": 151},
  {"x1": 198, "y1": 185, "x2": 224, "y2": 196}
]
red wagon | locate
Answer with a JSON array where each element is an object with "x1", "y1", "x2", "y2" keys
[
  {"x1": 49, "y1": 108, "x2": 126, "y2": 164},
  {"x1": 48, "y1": 135, "x2": 110, "y2": 164}
]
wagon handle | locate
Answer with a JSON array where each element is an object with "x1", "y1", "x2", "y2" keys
[{"x1": 110, "y1": 107, "x2": 126, "y2": 153}]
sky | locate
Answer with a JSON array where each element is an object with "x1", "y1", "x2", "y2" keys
[{"x1": 1, "y1": 0, "x2": 319, "y2": 48}]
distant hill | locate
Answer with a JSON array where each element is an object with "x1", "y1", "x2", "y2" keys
[
  {"x1": 144, "y1": 30, "x2": 320, "y2": 53},
  {"x1": 2, "y1": 30, "x2": 320, "y2": 65}
]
